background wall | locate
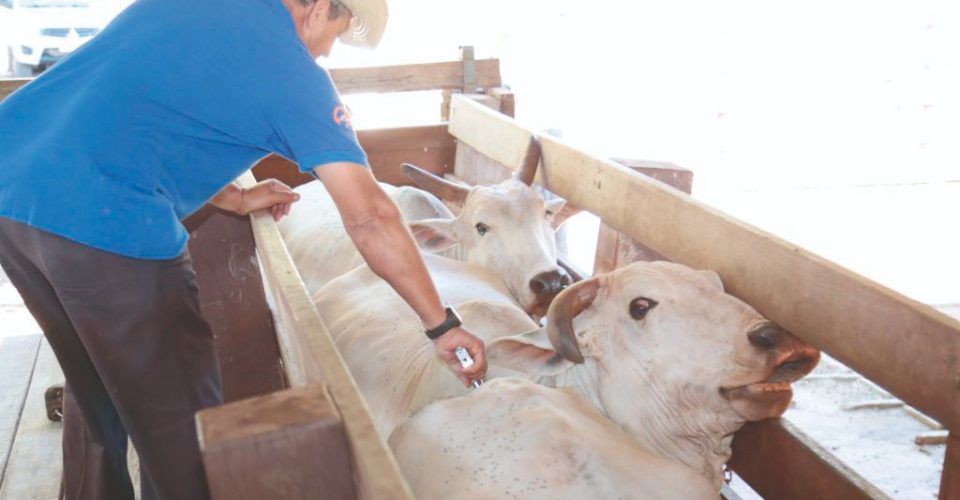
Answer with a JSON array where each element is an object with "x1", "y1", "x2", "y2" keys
[{"x1": 330, "y1": 0, "x2": 959, "y2": 310}]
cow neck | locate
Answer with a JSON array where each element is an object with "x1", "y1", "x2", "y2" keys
[
  {"x1": 540, "y1": 361, "x2": 742, "y2": 490},
  {"x1": 618, "y1": 380, "x2": 743, "y2": 490}
]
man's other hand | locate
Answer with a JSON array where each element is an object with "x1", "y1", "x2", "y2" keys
[
  {"x1": 212, "y1": 179, "x2": 301, "y2": 221},
  {"x1": 432, "y1": 327, "x2": 487, "y2": 387}
]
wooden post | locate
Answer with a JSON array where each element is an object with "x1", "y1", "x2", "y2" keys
[
  {"x1": 185, "y1": 206, "x2": 286, "y2": 403},
  {"x1": 593, "y1": 159, "x2": 694, "y2": 274},
  {"x1": 486, "y1": 87, "x2": 516, "y2": 118},
  {"x1": 197, "y1": 384, "x2": 355, "y2": 500},
  {"x1": 942, "y1": 433, "x2": 960, "y2": 499}
]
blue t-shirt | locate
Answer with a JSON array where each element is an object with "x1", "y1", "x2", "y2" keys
[{"x1": 0, "y1": 0, "x2": 368, "y2": 259}]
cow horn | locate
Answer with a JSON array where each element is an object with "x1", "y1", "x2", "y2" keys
[
  {"x1": 401, "y1": 163, "x2": 469, "y2": 206},
  {"x1": 545, "y1": 275, "x2": 602, "y2": 364},
  {"x1": 512, "y1": 136, "x2": 541, "y2": 186}
]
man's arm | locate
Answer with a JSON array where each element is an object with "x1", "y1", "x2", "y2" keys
[{"x1": 313, "y1": 162, "x2": 487, "y2": 387}]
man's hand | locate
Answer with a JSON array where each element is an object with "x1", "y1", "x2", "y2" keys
[
  {"x1": 211, "y1": 179, "x2": 300, "y2": 221},
  {"x1": 432, "y1": 327, "x2": 487, "y2": 387}
]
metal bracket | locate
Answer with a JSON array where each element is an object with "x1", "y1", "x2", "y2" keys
[
  {"x1": 45, "y1": 384, "x2": 64, "y2": 422},
  {"x1": 460, "y1": 45, "x2": 477, "y2": 93}
]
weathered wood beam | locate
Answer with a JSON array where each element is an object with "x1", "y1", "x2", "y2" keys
[
  {"x1": 329, "y1": 59, "x2": 501, "y2": 95},
  {"x1": 729, "y1": 419, "x2": 889, "y2": 499},
  {"x1": 0, "y1": 60, "x2": 501, "y2": 102},
  {"x1": 449, "y1": 96, "x2": 536, "y2": 173},
  {"x1": 0, "y1": 79, "x2": 28, "y2": 101},
  {"x1": 197, "y1": 384, "x2": 355, "y2": 500},
  {"x1": 448, "y1": 93, "x2": 960, "y2": 434},
  {"x1": 185, "y1": 206, "x2": 286, "y2": 403},
  {"x1": 238, "y1": 172, "x2": 413, "y2": 500},
  {"x1": 594, "y1": 159, "x2": 694, "y2": 274},
  {"x1": 252, "y1": 124, "x2": 456, "y2": 189}
]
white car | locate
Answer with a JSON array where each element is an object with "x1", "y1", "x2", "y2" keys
[{"x1": 0, "y1": 0, "x2": 129, "y2": 77}]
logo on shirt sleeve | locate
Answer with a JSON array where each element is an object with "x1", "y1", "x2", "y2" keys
[{"x1": 333, "y1": 105, "x2": 353, "y2": 129}]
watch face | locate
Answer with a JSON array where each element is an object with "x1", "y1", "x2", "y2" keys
[{"x1": 448, "y1": 307, "x2": 462, "y2": 326}]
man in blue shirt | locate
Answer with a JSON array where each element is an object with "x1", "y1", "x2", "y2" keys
[{"x1": 0, "y1": 0, "x2": 487, "y2": 498}]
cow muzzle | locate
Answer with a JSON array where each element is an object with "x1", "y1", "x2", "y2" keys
[
  {"x1": 528, "y1": 269, "x2": 572, "y2": 316},
  {"x1": 721, "y1": 324, "x2": 820, "y2": 420}
]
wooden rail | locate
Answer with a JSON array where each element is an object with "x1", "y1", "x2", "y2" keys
[
  {"x1": 729, "y1": 419, "x2": 889, "y2": 499},
  {"x1": 329, "y1": 59, "x2": 500, "y2": 94},
  {"x1": 237, "y1": 172, "x2": 413, "y2": 500},
  {"x1": 0, "y1": 79, "x2": 27, "y2": 101},
  {"x1": 447, "y1": 93, "x2": 960, "y2": 498},
  {"x1": 0, "y1": 59, "x2": 500, "y2": 101}
]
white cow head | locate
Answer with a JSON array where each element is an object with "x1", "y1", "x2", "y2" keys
[
  {"x1": 401, "y1": 163, "x2": 577, "y2": 316},
  {"x1": 487, "y1": 261, "x2": 820, "y2": 486}
]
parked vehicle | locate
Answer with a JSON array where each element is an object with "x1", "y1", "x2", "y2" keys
[{"x1": 0, "y1": 0, "x2": 128, "y2": 76}]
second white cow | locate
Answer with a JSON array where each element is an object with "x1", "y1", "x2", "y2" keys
[{"x1": 279, "y1": 163, "x2": 574, "y2": 315}]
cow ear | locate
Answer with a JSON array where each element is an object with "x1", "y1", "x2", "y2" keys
[
  {"x1": 408, "y1": 219, "x2": 460, "y2": 253},
  {"x1": 546, "y1": 199, "x2": 580, "y2": 230},
  {"x1": 488, "y1": 328, "x2": 575, "y2": 377}
]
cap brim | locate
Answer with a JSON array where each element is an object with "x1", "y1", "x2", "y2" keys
[{"x1": 339, "y1": 0, "x2": 388, "y2": 49}]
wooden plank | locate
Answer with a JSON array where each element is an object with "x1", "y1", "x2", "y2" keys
[
  {"x1": 238, "y1": 172, "x2": 413, "y2": 500},
  {"x1": 730, "y1": 419, "x2": 889, "y2": 499},
  {"x1": 185, "y1": 206, "x2": 286, "y2": 403},
  {"x1": 448, "y1": 94, "x2": 960, "y2": 433},
  {"x1": 252, "y1": 124, "x2": 457, "y2": 189},
  {"x1": 0, "y1": 79, "x2": 29, "y2": 101},
  {"x1": 942, "y1": 433, "x2": 960, "y2": 499},
  {"x1": 197, "y1": 384, "x2": 354, "y2": 500},
  {"x1": 0, "y1": 60, "x2": 500, "y2": 101},
  {"x1": 359, "y1": 125, "x2": 456, "y2": 185},
  {"x1": 0, "y1": 334, "x2": 42, "y2": 485},
  {"x1": 594, "y1": 160, "x2": 695, "y2": 274},
  {"x1": 449, "y1": 95, "x2": 536, "y2": 173},
  {"x1": 0, "y1": 338, "x2": 63, "y2": 500},
  {"x1": 329, "y1": 59, "x2": 500, "y2": 95},
  {"x1": 453, "y1": 142, "x2": 514, "y2": 185}
]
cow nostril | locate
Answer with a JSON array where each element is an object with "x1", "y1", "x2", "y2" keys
[
  {"x1": 748, "y1": 324, "x2": 782, "y2": 350},
  {"x1": 530, "y1": 270, "x2": 567, "y2": 297}
]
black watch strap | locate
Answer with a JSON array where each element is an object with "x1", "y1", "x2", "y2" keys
[{"x1": 424, "y1": 307, "x2": 462, "y2": 340}]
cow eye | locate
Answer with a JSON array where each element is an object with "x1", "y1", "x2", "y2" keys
[
  {"x1": 475, "y1": 222, "x2": 489, "y2": 236},
  {"x1": 629, "y1": 297, "x2": 658, "y2": 320}
]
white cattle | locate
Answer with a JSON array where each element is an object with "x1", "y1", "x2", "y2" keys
[
  {"x1": 390, "y1": 262, "x2": 821, "y2": 496},
  {"x1": 314, "y1": 253, "x2": 539, "y2": 437},
  {"x1": 391, "y1": 378, "x2": 717, "y2": 499},
  {"x1": 321, "y1": 260, "x2": 819, "y2": 497},
  {"x1": 277, "y1": 179, "x2": 452, "y2": 295},
  {"x1": 279, "y1": 163, "x2": 575, "y2": 315}
]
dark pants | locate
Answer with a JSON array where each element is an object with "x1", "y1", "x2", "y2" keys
[{"x1": 0, "y1": 218, "x2": 222, "y2": 500}]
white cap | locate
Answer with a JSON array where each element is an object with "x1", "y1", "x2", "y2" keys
[{"x1": 338, "y1": 0, "x2": 388, "y2": 49}]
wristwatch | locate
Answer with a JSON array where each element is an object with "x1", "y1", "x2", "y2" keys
[{"x1": 424, "y1": 306, "x2": 462, "y2": 340}]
